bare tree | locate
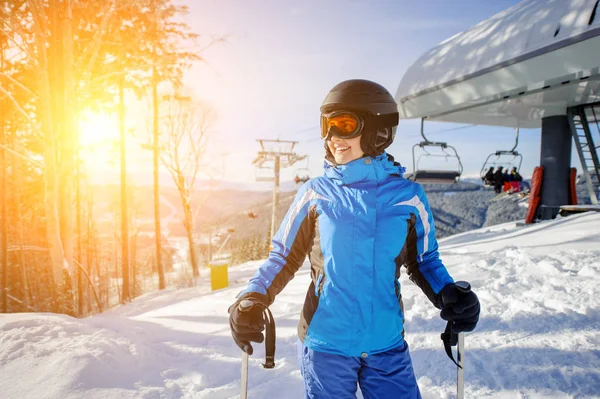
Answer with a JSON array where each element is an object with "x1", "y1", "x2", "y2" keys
[
  {"x1": 0, "y1": 37, "x2": 6, "y2": 313},
  {"x1": 160, "y1": 93, "x2": 215, "y2": 279}
]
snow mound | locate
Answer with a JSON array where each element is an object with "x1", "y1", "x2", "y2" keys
[{"x1": 1, "y1": 213, "x2": 599, "y2": 398}]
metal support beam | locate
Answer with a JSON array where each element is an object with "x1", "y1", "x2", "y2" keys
[
  {"x1": 253, "y1": 139, "x2": 306, "y2": 241},
  {"x1": 567, "y1": 108, "x2": 599, "y2": 205},
  {"x1": 539, "y1": 115, "x2": 572, "y2": 220},
  {"x1": 271, "y1": 156, "x2": 281, "y2": 240}
]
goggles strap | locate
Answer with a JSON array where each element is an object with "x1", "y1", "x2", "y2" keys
[{"x1": 370, "y1": 113, "x2": 399, "y2": 129}]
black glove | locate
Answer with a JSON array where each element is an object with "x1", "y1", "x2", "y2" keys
[
  {"x1": 439, "y1": 282, "x2": 480, "y2": 333},
  {"x1": 228, "y1": 294, "x2": 268, "y2": 355}
]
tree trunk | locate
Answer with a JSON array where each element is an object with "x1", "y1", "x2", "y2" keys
[
  {"x1": 119, "y1": 80, "x2": 130, "y2": 302},
  {"x1": 29, "y1": 0, "x2": 68, "y2": 293},
  {"x1": 152, "y1": 0, "x2": 165, "y2": 290},
  {"x1": 58, "y1": 0, "x2": 75, "y2": 281},
  {"x1": 180, "y1": 187, "x2": 198, "y2": 279},
  {"x1": 104, "y1": 255, "x2": 109, "y2": 309},
  {"x1": 185, "y1": 222, "x2": 199, "y2": 279},
  {"x1": 86, "y1": 182, "x2": 94, "y2": 313},
  {"x1": 114, "y1": 227, "x2": 121, "y2": 304},
  {"x1": 75, "y1": 125, "x2": 84, "y2": 316},
  {"x1": 0, "y1": 44, "x2": 7, "y2": 312},
  {"x1": 11, "y1": 133, "x2": 30, "y2": 311},
  {"x1": 130, "y1": 229, "x2": 138, "y2": 297},
  {"x1": 152, "y1": 68, "x2": 165, "y2": 289}
]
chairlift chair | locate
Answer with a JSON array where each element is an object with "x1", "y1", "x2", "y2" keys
[
  {"x1": 253, "y1": 153, "x2": 274, "y2": 182},
  {"x1": 406, "y1": 118, "x2": 464, "y2": 184},
  {"x1": 479, "y1": 128, "x2": 523, "y2": 186},
  {"x1": 294, "y1": 158, "x2": 310, "y2": 184},
  {"x1": 255, "y1": 166, "x2": 274, "y2": 182}
]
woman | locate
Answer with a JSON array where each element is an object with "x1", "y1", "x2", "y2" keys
[{"x1": 229, "y1": 79, "x2": 480, "y2": 398}]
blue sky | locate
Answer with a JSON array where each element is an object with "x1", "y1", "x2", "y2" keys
[{"x1": 181, "y1": 0, "x2": 547, "y2": 183}]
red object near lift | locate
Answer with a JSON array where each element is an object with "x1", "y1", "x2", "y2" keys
[
  {"x1": 503, "y1": 181, "x2": 521, "y2": 193},
  {"x1": 525, "y1": 166, "x2": 544, "y2": 224},
  {"x1": 568, "y1": 167, "x2": 578, "y2": 206}
]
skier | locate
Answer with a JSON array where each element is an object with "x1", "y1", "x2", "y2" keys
[
  {"x1": 482, "y1": 167, "x2": 495, "y2": 186},
  {"x1": 510, "y1": 166, "x2": 523, "y2": 182},
  {"x1": 228, "y1": 79, "x2": 480, "y2": 398},
  {"x1": 493, "y1": 166, "x2": 505, "y2": 194}
]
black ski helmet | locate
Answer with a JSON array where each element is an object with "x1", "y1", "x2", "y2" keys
[{"x1": 321, "y1": 79, "x2": 399, "y2": 160}]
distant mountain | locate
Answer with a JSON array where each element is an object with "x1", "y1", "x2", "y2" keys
[
  {"x1": 219, "y1": 180, "x2": 529, "y2": 242},
  {"x1": 90, "y1": 180, "x2": 299, "y2": 239},
  {"x1": 92, "y1": 177, "x2": 592, "y2": 244}
]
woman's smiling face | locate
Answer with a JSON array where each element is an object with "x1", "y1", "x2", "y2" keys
[{"x1": 327, "y1": 135, "x2": 364, "y2": 164}]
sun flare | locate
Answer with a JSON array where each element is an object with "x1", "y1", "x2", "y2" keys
[
  {"x1": 77, "y1": 110, "x2": 122, "y2": 178},
  {"x1": 78, "y1": 110, "x2": 120, "y2": 148}
]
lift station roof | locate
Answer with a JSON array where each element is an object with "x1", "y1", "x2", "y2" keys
[{"x1": 395, "y1": 0, "x2": 600, "y2": 128}]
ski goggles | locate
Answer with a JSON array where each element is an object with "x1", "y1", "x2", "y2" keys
[{"x1": 320, "y1": 111, "x2": 365, "y2": 140}]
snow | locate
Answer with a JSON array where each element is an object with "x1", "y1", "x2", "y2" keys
[{"x1": 2, "y1": 212, "x2": 600, "y2": 398}]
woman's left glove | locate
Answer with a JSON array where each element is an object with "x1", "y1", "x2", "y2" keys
[
  {"x1": 439, "y1": 282, "x2": 480, "y2": 333},
  {"x1": 228, "y1": 294, "x2": 268, "y2": 355}
]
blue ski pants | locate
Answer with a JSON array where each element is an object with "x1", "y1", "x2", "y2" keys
[{"x1": 297, "y1": 340, "x2": 422, "y2": 399}]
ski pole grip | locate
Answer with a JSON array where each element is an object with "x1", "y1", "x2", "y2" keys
[
  {"x1": 239, "y1": 299, "x2": 254, "y2": 311},
  {"x1": 455, "y1": 281, "x2": 471, "y2": 294},
  {"x1": 451, "y1": 281, "x2": 471, "y2": 342},
  {"x1": 440, "y1": 281, "x2": 471, "y2": 368}
]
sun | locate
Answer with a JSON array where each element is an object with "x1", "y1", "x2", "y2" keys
[
  {"x1": 78, "y1": 110, "x2": 120, "y2": 148},
  {"x1": 77, "y1": 110, "x2": 121, "y2": 180},
  {"x1": 77, "y1": 109, "x2": 151, "y2": 184}
]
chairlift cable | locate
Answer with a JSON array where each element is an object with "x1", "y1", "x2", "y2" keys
[{"x1": 277, "y1": 125, "x2": 320, "y2": 141}]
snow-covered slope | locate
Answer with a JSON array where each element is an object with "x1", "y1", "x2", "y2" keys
[{"x1": 1, "y1": 213, "x2": 600, "y2": 398}]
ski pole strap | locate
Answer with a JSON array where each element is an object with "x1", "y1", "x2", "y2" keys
[
  {"x1": 262, "y1": 307, "x2": 276, "y2": 369},
  {"x1": 441, "y1": 321, "x2": 462, "y2": 369}
]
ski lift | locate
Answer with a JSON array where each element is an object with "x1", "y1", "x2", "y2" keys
[
  {"x1": 406, "y1": 118, "x2": 463, "y2": 184},
  {"x1": 480, "y1": 127, "x2": 523, "y2": 186},
  {"x1": 294, "y1": 158, "x2": 310, "y2": 184},
  {"x1": 252, "y1": 153, "x2": 274, "y2": 182}
]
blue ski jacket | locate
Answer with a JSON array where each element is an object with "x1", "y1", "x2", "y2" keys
[{"x1": 239, "y1": 152, "x2": 453, "y2": 357}]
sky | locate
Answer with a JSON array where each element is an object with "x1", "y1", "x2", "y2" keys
[
  {"x1": 2, "y1": 211, "x2": 599, "y2": 398},
  {"x1": 174, "y1": 0, "x2": 551, "y2": 184}
]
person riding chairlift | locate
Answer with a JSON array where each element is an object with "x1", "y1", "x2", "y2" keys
[
  {"x1": 510, "y1": 166, "x2": 523, "y2": 182},
  {"x1": 482, "y1": 167, "x2": 495, "y2": 186},
  {"x1": 493, "y1": 166, "x2": 505, "y2": 194}
]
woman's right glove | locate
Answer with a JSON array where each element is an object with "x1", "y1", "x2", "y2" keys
[
  {"x1": 228, "y1": 294, "x2": 268, "y2": 355},
  {"x1": 438, "y1": 282, "x2": 480, "y2": 333}
]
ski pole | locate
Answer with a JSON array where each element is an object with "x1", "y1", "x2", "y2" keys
[
  {"x1": 238, "y1": 299, "x2": 253, "y2": 399},
  {"x1": 238, "y1": 299, "x2": 277, "y2": 399},
  {"x1": 441, "y1": 282, "x2": 472, "y2": 398},
  {"x1": 241, "y1": 351, "x2": 249, "y2": 399},
  {"x1": 457, "y1": 332, "x2": 465, "y2": 399},
  {"x1": 455, "y1": 282, "x2": 471, "y2": 399}
]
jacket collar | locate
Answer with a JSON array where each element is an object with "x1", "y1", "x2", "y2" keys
[{"x1": 323, "y1": 152, "x2": 406, "y2": 186}]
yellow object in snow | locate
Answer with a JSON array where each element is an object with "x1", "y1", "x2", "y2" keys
[{"x1": 210, "y1": 260, "x2": 229, "y2": 291}]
